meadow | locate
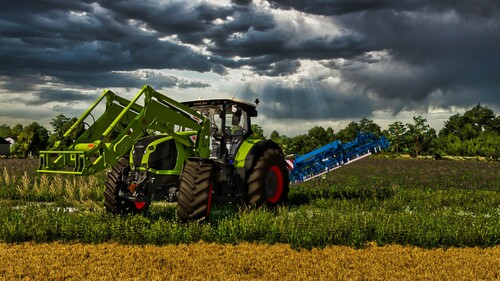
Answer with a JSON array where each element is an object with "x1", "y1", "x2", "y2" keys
[{"x1": 0, "y1": 157, "x2": 499, "y2": 249}]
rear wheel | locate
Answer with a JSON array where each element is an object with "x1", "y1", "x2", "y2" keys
[
  {"x1": 177, "y1": 161, "x2": 213, "y2": 222},
  {"x1": 104, "y1": 157, "x2": 150, "y2": 214},
  {"x1": 246, "y1": 149, "x2": 289, "y2": 207}
]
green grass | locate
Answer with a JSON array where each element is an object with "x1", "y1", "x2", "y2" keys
[
  {"x1": 0, "y1": 203, "x2": 498, "y2": 249},
  {"x1": 0, "y1": 157, "x2": 499, "y2": 248}
]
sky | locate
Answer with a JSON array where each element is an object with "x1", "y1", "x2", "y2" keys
[{"x1": 1, "y1": 0, "x2": 499, "y2": 137}]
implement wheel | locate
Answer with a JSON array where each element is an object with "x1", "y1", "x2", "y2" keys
[
  {"x1": 104, "y1": 157, "x2": 149, "y2": 214},
  {"x1": 177, "y1": 161, "x2": 213, "y2": 222},
  {"x1": 246, "y1": 148, "x2": 289, "y2": 207}
]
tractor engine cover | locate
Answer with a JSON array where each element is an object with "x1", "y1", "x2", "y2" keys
[{"x1": 132, "y1": 135, "x2": 177, "y2": 170}]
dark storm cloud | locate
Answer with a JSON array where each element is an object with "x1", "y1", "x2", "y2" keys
[
  {"x1": 96, "y1": 1, "x2": 230, "y2": 44},
  {"x1": 0, "y1": 71, "x2": 210, "y2": 105},
  {"x1": 266, "y1": 0, "x2": 500, "y2": 113},
  {"x1": 268, "y1": 0, "x2": 393, "y2": 15},
  {"x1": 209, "y1": 29, "x2": 367, "y2": 59},
  {"x1": 178, "y1": 81, "x2": 210, "y2": 89},
  {"x1": 336, "y1": 7, "x2": 500, "y2": 112},
  {"x1": 0, "y1": 0, "x2": 369, "y2": 82},
  {"x1": 268, "y1": 0, "x2": 500, "y2": 18},
  {"x1": 252, "y1": 57, "x2": 300, "y2": 76},
  {"x1": 232, "y1": 0, "x2": 253, "y2": 5},
  {"x1": 209, "y1": 29, "x2": 369, "y2": 76},
  {"x1": 241, "y1": 83, "x2": 372, "y2": 120},
  {"x1": 0, "y1": 0, "x2": 219, "y2": 86},
  {"x1": 0, "y1": 0, "x2": 279, "y2": 88},
  {"x1": 27, "y1": 89, "x2": 98, "y2": 105},
  {"x1": 1, "y1": 75, "x2": 42, "y2": 93},
  {"x1": 0, "y1": 0, "x2": 499, "y2": 123},
  {"x1": 96, "y1": 0, "x2": 275, "y2": 46}
]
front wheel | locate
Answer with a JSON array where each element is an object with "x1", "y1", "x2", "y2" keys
[
  {"x1": 177, "y1": 161, "x2": 213, "y2": 222},
  {"x1": 104, "y1": 157, "x2": 150, "y2": 214},
  {"x1": 246, "y1": 149, "x2": 289, "y2": 207}
]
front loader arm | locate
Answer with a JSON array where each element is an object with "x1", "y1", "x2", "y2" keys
[{"x1": 38, "y1": 85, "x2": 210, "y2": 176}]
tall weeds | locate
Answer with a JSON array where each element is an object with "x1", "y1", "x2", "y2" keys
[{"x1": 0, "y1": 168, "x2": 103, "y2": 204}]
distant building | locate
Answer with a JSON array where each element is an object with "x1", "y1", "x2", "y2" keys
[
  {"x1": 5, "y1": 137, "x2": 15, "y2": 148},
  {"x1": 0, "y1": 137, "x2": 10, "y2": 156}
]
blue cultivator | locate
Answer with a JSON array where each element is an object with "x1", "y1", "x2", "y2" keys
[{"x1": 288, "y1": 132, "x2": 390, "y2": 183}]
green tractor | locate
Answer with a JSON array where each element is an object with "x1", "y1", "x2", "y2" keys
[{"x1": 38, "y1": 85, "x2": 289, "y2": 222}]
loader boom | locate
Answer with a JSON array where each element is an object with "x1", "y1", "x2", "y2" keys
[{"x1": 38, "y1": 85, "x2": 210, "y2": 175}]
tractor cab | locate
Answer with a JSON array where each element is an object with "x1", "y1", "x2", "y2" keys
[{"x1": 182, "y1": 99, "x2": 258, "y2": 161}]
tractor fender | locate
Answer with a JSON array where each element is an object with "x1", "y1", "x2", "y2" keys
[{"x1": 233, "y1": 138, "x2": 284, "y2": 174}]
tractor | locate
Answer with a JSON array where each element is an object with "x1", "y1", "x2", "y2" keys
[{"x1": 38, "y1": 85, "x2": 289, "y2": 222}]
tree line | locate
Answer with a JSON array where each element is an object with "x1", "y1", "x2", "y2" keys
[
  {"x1": 254, "y1": 104, "x2": 499, "y2": 160},
  {"x1": 1, "y1": 104, "x2": 499, "y2": 159},
  {"x1": 0, "y1": 114, "x2": 83, "y2": 157}
]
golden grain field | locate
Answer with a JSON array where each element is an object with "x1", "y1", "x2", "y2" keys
[{"x1": 0, "y1": 242, "x2": 499, "y2": 280}]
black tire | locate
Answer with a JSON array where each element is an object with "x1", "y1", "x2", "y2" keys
[
  {"x1": 104, "y1": 157, "x2": 150, "y2": 214},
  {"x1": 177, "y1": 161, "x2": 213, "y2": 222},
  {"x1": 246, "y1": 148, "x2": 289, "y2": 207}
]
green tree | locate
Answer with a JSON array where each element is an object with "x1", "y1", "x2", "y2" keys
[
  {"x1": 270, "y1": 130, "x2": 280, "y2": 141},
  {"x1": 336, "y1": 121, "x2": 360, "y2": 142},
  {"x1": 50, "y1": 113, "x2": 70, "y2": 137},
  {"x1": 462, "y1": 104, "x2": 497, "y2": 136},
  {"x1": 251, "y1": 124, "x2": 264, "y2": 138},
  {"x1": 14, "y1": 122, "x2": 49, "y2": 157},
  {"x1": 431, "y1": 133, "x2": 462, "y2": 158},
  {"x1": 49, "y1": 114, "x2": 70, "y2": 147},
  {"x1": 436, "y1": 104, "x2": 499, "y2": 158},
  {"x1": 441, "y1": 104, "x2": 497, "y2": 140},
  {"x1": 359, "y1": 117, "x2": 382, "y2": 136},
  {"x1": 0, "y1": 124, "x2": 11, "y2": 138},
  {"x1": 307, "y1": 126, "x2": 329, "y2": 149},
  {"x1": 288, "y1": 134, "x2": 310, "y2": 155},
  {"x1": 476, "y1": 132, "x2": 500, "y2": 159},
  {"x1": 405, "y1": 116, "x2": 436, "y2": 157},
  {"x1": 387, "y1": 121, "x2": 406, "y2": 154},
  {"x1": 492, "y1": 115, "x2": 500, "y2": 135},
  {"x1": 270, "y1": 130, "x2": 293, "y2": 155},
  {"x1": 48, "y1": 114, "x2": 84, "y2": 147},
  {"x1": 10, "y1": 124, "x2": 23, "y2": 137},
  {"x1": 326, "y1": 127, "x2": 335, "y2": 142}
]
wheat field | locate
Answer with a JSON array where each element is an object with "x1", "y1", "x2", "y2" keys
[{"x1": 1, "y1": 242, "x2": 499, "y2": 280}]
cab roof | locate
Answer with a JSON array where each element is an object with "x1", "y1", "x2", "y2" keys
[{"x1": 182, "y1": 98, "x2": 258, "y2": 117}]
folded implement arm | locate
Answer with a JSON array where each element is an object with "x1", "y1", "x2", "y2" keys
[
  {"x1": 288, "y1": 132, "x2": 390, "y2": 182},
  {"x1": 38, "y1": 85, "x2": 210, "y2": 176}
]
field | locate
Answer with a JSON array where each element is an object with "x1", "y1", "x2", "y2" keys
[
  {"x1": 1, "y1": 242, "x2": 499, "y2": 280},
  {"x1": 0, "y1": 157, "x2": 499, "y2": 279}
]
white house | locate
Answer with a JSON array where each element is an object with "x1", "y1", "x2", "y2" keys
[{"x1": 5, "y1": 137, "x2": 15, "y2": 148}]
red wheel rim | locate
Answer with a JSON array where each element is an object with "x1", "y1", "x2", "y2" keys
[
  {"x1": 135, "y1": 201, "x2": 146, "y2": 209},
  {"x1": 267, "y1": 165, "x2": 283, "y2": 203}
]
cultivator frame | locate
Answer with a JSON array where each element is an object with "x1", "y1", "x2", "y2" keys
[{"x1": 288, "y1": 132, "x2": 390, "y2": 182}]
